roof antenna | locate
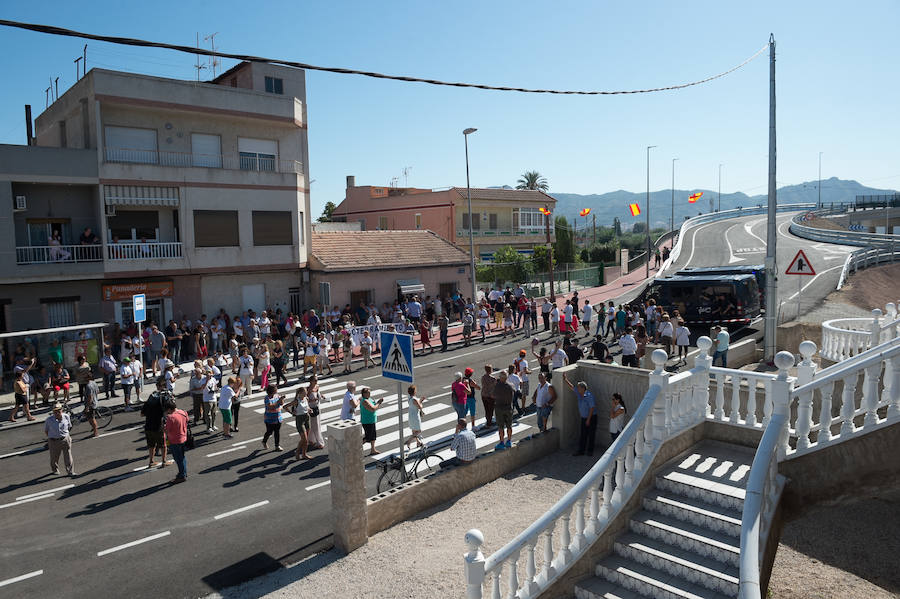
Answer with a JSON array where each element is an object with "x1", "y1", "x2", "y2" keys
[
  {"x1": 193, "y1": 32, "x2": 207, "y2": 81},
  {"x1": 204, "y1": 32, "x2": 220, "y2": 78}
]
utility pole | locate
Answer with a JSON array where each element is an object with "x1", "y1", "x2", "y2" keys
[
  {"x1": 818, "y1": 152, "x2": 822, "y2": 208},
  {"x1": 592, "y1": 212, "x2": 596, "y2": 246},
  {"x1": 463, "y1": 128, "x2": 478, "y2": 304},
  {"x1": 764, "y1": 34, "x2": 778, "y2": 362},
  {"x1": 671, "y1": 157, "x2": 679, "y2": 233},
  {"x1": 546, "y1": 205, "x2": 555, "y2": 301},
  {"x1": 646, "y1": 145, "x2": 656, "y2": 277},
  {"x1": 718, "y1": 164, "x2": 723, "y2": 212}
]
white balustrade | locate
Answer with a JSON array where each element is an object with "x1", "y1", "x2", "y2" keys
[
  {"x1": 822, "y1": 304, "x2": 900, "y2": 362},
  {"x1": 15, "y1": 244, "x2": 103, "y2": 264},
  {"x1": 464, "y1": 342, "x2": 714, "y2": 598},
  {"x1": 106, "y1": 241, "x2": 183, "y2": 260}
]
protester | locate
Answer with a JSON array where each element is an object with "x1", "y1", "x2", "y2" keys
[
  {"x1": 532, "y1": 372, "x2": 556, "y2": 432},
  {"x1": 82, "y1": 375, "x2": 100, "y2": 437},
  {"x1": 404, "y1": 384, "x2": 426, "y2": 450},
  {"x1": 341, "y1": 381, "x2": 358, "y2": 421},
  {"x1": 492, "y1": 370, "x2": 514, "y2": 450},
  {"x1": 562, "y1": 373, "x2": 597, "y2": 457},
  {"x1": 451, "y1": 372, "x2": 468, "y2": 420},
  {"x1": 201, "y1": 368, "x2": 218, "y2": 433},
  {"x1": 219, "y1": 376, "x2": 240, "y2": 439},
  {"x1": 619, "y1": 327, "x2": 639, "y2": 367},
  {"x1": 163, "y1": 398, "x2": 188, "y2": 483},
  {"x1": 359, "y1": 387, "x2": 383, "y2": 456},
  {"x1": 463, "y1": 367, "x2": 480, "y2": 430},
  {"x1": 675, "y1": 319, "x2": 691, "y2": 362},
  {"x1": 261, "y1": 384, "x2": 286, "y2": 451},
  {"x1": 141, "y1": 378, "x2": 169, "y2": 467},
  {"x1": 45, "y1": 403, "x2": 75, "y2": 476},
  {"x1": 480, "y1": 364, "x2": 496, "y2": 429},
  {"x1": 307, "y1": 375, "x2": 326, "y2": 450},
  {"x1": 610, "y1": 393, "x2": 626, "y2": 442},
  {"x1": 713, "y1": 325, "x2": 730, "y2": 367},
  {"x1": 286, "y1": 387, "x2": 311, "y2": 460},
  {"x1": 7, "y1": 371, "x2": 35, "y2": 422}
]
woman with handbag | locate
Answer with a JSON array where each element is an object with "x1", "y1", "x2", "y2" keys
[
  {"x1": 261, "y1": 383, "x2": 285, "y2": 451},
  {"x1": 285, "y1": 387, "x2": 311, "y2": 460},
  {"x1": 306, "y1": 375, "x2": 326, "y2": 451},
  {"x1": 271, "y1": 340, "x2": 288, "y2": 386}
]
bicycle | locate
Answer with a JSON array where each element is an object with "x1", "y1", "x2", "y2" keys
[
  {"x1": 63, "y1": 400, "x2": 113, "y2": 430},
  {"x1": 376, "y1": 443, "x2": 442, "y2": 493}
]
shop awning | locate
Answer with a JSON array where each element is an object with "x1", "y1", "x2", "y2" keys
[
  {"x1": 104, "y1": 185, "x2": 180, "y2": 207},
  {"x1": 397, "y1": 279, "x2": 425, "y2": 295}
]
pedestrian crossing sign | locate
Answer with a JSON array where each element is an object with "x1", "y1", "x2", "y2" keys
[{"x1": 381, "y1": 332, "x2": 414, "y2": 383}]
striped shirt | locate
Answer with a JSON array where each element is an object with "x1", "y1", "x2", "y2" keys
[{"x1": 263, "y1": 395, "x2": 284, "y2": 424}]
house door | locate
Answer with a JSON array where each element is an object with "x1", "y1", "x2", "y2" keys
[
  {"x1": 27, "y1": 220, "x2": 71, "y2": 246},
  {"x1": 242, "y1": 284, "x2": 266, "y2": 313}
]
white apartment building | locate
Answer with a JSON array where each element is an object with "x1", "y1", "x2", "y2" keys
[{"x1": 0, "y1": 62, "x2": 311, "y2": 331}]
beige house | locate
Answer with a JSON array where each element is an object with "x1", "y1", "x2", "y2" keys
[
  {"x1": 0, "y1": 62, "x2": 311, "y2": 330},
  {"x1": 309, "y1": 230, "x2": 471, "y2": 311},
  {"x1": 333, "y1": 177, "x2": 556, "y2": 261}
]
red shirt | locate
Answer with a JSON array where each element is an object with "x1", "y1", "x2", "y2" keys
[
  {"x1": 164, "y1": 409, "x2": 188, "y2": 444},
  {"x1": 452, "y1": 380, "x2": 468, "y2": 405}
]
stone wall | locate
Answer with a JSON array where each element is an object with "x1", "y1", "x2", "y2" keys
[{"x1": 366, "y1": 429, "x2": 560, "y2": 537}]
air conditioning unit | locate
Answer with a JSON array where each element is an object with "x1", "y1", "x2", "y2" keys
[
  {"x1": 105, "y1": 205, "x2": 116, "y2": 217},
  {"x1": 14, "y1": 196, "x2": 26, "y2": 211}
]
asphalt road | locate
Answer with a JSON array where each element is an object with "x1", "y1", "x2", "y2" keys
[
  {"x1": 661, "y1": 211, "x2": 857, "y2": 320},
  {"x1": 0, "y1": 330, "x2": 553, "y2": 599}
]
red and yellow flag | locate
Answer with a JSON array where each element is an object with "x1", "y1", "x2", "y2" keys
[
  {"x1": 539, "y1": 207, "x2": 551, "y2": 216},
  {"x1": 688, "y1": 192, "x2": 703, "y2": 203},
  {"x1": 579, "y1": 208, "x2": 591, "y2": 217},
  {"x1": 628, "y1": 203, "x2": 641, "y2": 217}
]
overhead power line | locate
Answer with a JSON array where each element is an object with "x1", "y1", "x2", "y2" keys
[{"x1": 0, "y1": 19, "x2": 767, "y2": 95}]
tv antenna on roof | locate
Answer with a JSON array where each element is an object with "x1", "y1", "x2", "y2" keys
[
  {"x1": 402, "y1": 166, "x2": 412, "y2": 187},
  {"x1": 390, "y1": 176, "x2": 399, "y2": 188},
  {"x1": 194, "y1": 33, "x2": 207, "y2": 81},
  {"x1": 204, "y1": 32, "x2": 220, "y2": 78}
]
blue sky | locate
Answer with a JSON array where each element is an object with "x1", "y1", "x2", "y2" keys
[{"x1": 1, "y1": 1, "x2": 898, "y2": 219}]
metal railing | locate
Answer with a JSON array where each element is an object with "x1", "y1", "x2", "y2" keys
[
  {"x1": 15, "y1": 244, "x2": 103, "y2": 264},
  {"x1": 104, "y1": 147, "x2": 303, "y2": 175},
  {"x1": 836, "y1": 245, "x2": 900, "y2": 290},
  {"x1": 106, "y1": 241, "x2": 183, "y2": 260}
]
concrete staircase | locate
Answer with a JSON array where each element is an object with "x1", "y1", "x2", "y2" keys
[{"x1": 575, "y1": 440, "x2": 762, "y2": 599}]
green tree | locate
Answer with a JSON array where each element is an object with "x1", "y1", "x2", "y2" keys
[
  {"x1": 317, "y1": 201, "x2": 337, "y2": 222},
  {"x1": 613, "y1": 217, "x2": 622, "y2": 237},
  {"x1": 553, "y1": 216, "x2": 576, "y2": 264},
  {"x1": 492, "y1": 246, "x2": 532, "y2": 284},
  {"x1": 516, "y1": 170, "x2": 549, "y2": 191},
  {"x1": 632, "y1": 222, "x2": 646, "y2": 234},
  {"x1": 532, "y1": 244, "x2": 553, "y2": 272}
]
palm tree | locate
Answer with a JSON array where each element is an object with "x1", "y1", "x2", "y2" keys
[{"x1": 516, "y1": 170, "x2": 549, "y2": 192}]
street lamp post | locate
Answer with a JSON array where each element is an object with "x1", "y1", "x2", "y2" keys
[
  {"x1": 646, "y1": 145, "x2": 656, "y2": 277},
  {"x1": 818, "y1": 151, "x2": 823, "y2": 208},
  {"x1": 671, "y1": 158, "x2": 679, "y2": 233},
  {"x1": 718, "y1": 163, "x2": 723, "y2": 212},
  {"x1": 463, "y1": 128, "x2": 478, "y2": 304}
]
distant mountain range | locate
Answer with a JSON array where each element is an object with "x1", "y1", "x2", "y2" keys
[{"x1": 499, "y1": 178, "x2": 897, "y2": 231}]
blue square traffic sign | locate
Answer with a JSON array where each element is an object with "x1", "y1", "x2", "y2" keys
[{"x1": 380, "y1": 332, "x2": 414, "y2": 383}]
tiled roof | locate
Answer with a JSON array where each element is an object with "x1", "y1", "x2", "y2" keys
[
  {"x1": 451, "y1": 187, "x2": 557, "y2": 204},
  {"x1": 311, "y1": 230, "x2": 470, "y2": 271}
]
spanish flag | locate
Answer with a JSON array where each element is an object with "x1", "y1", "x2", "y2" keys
[
  {"x1": 579, "y1": 208, "x2": 591, "y2": 217},
  {"x1": 539, "y1": 207, "x2": 551, "y2": 216},
  {"x1": 629, "y1": 203, "x2": 641, "y2": 217},
  {"x1": 688, "y1": 192, "x2": 703, "y2": 203}
]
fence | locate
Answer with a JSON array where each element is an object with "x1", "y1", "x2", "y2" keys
[{"x1": 477, "y1": 263, "x2": 607, "y2": 297}]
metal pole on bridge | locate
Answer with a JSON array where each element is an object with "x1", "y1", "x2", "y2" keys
[{"x1": 764, "y1": 34, "x2": 779, "y2": 361}]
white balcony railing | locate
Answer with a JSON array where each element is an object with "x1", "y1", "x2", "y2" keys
[
  {"x1": 104, "y1": 147, "x2": 304, "y2": 175},
  {"x1": 106, "y1": 242, "x2": 183, "y2": 260},
  {"x1": 16, "y1": 244, "x2": 103, "y2": 265},
  {"x1": 821, "y1": 303, "x2": 900, "y2": 361}
]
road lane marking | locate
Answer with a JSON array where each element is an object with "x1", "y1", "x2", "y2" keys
[
  {"x1": 214, "y1": 500, "x2": 269, "y2": 520},
  {"x1": 16, "y1": 484, "x2": 73, "y2": 501},
  {"x1": 206, "y1": 446, "x2": 246, "y2": 458},
  {"x1": 0, "y1": 494, "x2": 55, "y2": 510},
  {"x1": 96, "y1": 426, "x2": 142, "y2": 438},
  {"x1": 305, "y1": 480, "x2": 331, "y2": 491},
  {"x1": 0, "y1": 449, "x2": 34, "y2": 460},
  {"x1": 724, "y1": 223, "x2": 744, "y2": 264},
  {"x1": 0, "y1": 569, "x2": 43, "y2": 588},
  {"x1": 97, "y1": 531, "x2": 171, "y2": 556},
  {"x1": 745, "y1": 217, "x2": 768, "y2": 246},
  {"x1": 785, "y1": 264, "x2": 844, "y2": 301}
]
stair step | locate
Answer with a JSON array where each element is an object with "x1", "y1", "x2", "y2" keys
[
  {"x1": 596, "y1": 555, "x2": 732, "y2": 599},
  {"x1": 643, "y1": 490, "x2": 742, "y2": 538},
  {"x1": 614, "y1": 532, "x2": 739, "y2": 596},
  {"x1": 629, "y1": 511, "x2": 740, "y2": 568},
  {"x1": 574, "y1": 577, "x2": 642, "y2": 599},
  {"x1": 655, "y1": 469, "x2": 745, "y2": 512}
]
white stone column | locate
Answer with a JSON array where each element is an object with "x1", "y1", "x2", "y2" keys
[{"x1": 329, "y1": 420, "x2": 368, "y2": 553}]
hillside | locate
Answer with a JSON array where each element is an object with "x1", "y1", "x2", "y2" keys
[{"x1": 548, "y1": 178, "x2": 897, "y2": 230}]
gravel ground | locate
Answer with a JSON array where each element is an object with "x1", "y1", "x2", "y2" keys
[
  {"x1": 206, "y1": 449, "x2": 594, "y2": 599},
  {"x1": 768, "y1": 482, "x2": 900, "y2": 599}
]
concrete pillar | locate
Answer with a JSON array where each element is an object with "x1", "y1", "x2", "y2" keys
[
  {"x1": 620, "y1": 248, "x2": 629, "y2": 277},
  {"x1": 328, "y1": 420, "x2": 368, "y2": 553},
  {"x1": 553, "y1": 364, "x2": 581, "y2": 449}
]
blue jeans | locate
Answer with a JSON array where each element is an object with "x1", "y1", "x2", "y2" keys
[
  {"x1": 713, "y1": 350, "x2": 728, "y2": 367},
  {"x1": 170, "y1": 443, "x2": 187, "y2": 478},
  {"x1": 454, "y1": 402, "x2": 467, "y2": 419},
  {"x1": 102, "y1": 372, "x2": 116, "y2": 397},
  {"x1": 537, "y1": 405, "x2": 552, "y2": 431}
]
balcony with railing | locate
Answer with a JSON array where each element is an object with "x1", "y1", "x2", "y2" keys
[
  {"x1": 105, "y1": 147, "x2": 304, "y2": 174},
  {"x1": 16, "y1": 244, "x2": 103, "y2": 265},
  {"x1": 106, "y1": 241, "x2": 183, "y2": 261}
]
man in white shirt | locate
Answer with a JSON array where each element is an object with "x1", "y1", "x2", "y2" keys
[
  {"x1": 713, "y1": 326, "x2": 730, "y2": 367},
  {"x1": 549, "y1": 340, "x2": 568, "y2": 381},
  {"x1": 550, "y1": 304, "x2": 560, "y2": 336},
  {"x1": 506, "y1": 365, "x2": 523, "y2": 416},
  {"x1": 119, "y1": 357, "x2": 136, "y2": 411},
  {"x1": 581, "y1": 300, "x2": 593, "y2": 338},
  {"x1": 541, "y1": 299, "x2": 553, "y2": 332},
  {"x1": 406, "y1": 296, "x2": 423, "y2": 324},
  {"x1": 258, "y1": 311, "x2": 271, "y2": 337},
  {"x1": 341, "y1": 381, "x2": 359, "y2": 421},
  {"x1": 514, "y1": 349, "x2": 531, "y2": 403},
  {"x1": 619, "y1": 327, "x2": 639, "y2": 368},
  {"x1": 531, "y1": 372, "x2": 556, "y2": 432}
]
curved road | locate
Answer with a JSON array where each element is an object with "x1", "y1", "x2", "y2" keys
[{"x1": 663, "y1": 211, "x2": 858, "y2": 321}]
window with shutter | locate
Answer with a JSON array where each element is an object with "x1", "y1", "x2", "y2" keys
[
  {"x1": 252, "y1": 211, "x2": 292, "y2": 246},
  {"x1": 193, "y1": 210, "x2": 239, "y2": 247},
  {"x1": 191, "y1": 133, "x2": 222, "y2": 168},
  {"x1": 489, "y1": 213, "x2": 498, "y2": 229},
  {"x1": 105, "y1": 126, "x2": 158, "y2": 164}
]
